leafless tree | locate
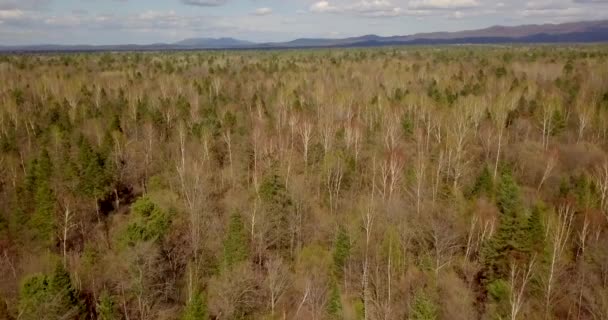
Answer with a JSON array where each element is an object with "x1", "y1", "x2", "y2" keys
[
  {"x1": 510, "y1": 255, "x2": 536, "y2": 320},
  {"x1": 537, "y1": 150, "x2": 558, "y2": 192},
  {"x1": 544, "y1": 203, "x2": 574, "y2": 318},
  {"x1": 265, "y1": 255, "x2": 290, "y2": 316}
]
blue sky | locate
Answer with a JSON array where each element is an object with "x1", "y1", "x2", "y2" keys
[{"x1": 0, "y1": 0, "x2": 607, "y2": 45}]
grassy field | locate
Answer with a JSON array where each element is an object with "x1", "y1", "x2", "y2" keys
[{"x1": 1, "y1": 45, "x2": 608, "y2": 319}]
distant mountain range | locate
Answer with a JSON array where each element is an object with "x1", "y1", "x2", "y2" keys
[{"x1": 2, "y1": 19, "x2": 608, "y2": 52}]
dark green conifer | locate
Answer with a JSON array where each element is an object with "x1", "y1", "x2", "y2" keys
[
  {"x1": 326, "y1": 279, "x2": 343, "y2": 319},
  {"x1": 469, "y1": 166, "x2": 494, "y2": 198},
  {"x1": 482, "y1": 170, "x2": 527, "y2": 281},
  {"x1": 410, "y1": 290, "x2": 438, "y2": 320},
  {"x1": 97, "y1": 290, "x2": 118, "y2": 320},
  {"x1": 222, "y1": 212, "x2": 249, "y2": 269},
  {"x1": 332, "y1": 226, "x2": 351, "y2": 278}
]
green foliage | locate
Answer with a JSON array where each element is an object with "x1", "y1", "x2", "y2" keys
[
  {"x1": 77, "y1": 138, "x2": 113, "y2": 201},
  {"x1": 409, "y1": 290, "x2": 438, "y2": 320},
  {"x1": 381, "y1": 226, "x2": 405, "y2": 273},
  {"x1": 487, "y1": 279, "x2": 510, "y2": 302},
  {"x1": 353, "y1": 299, "x2": 365, "y2": 320},
  {"x1": 486, "y1": 279, "x2": 510, "y2": 319},
  {"x1": 259, "y1": 172, "x2": 293, "y2": 250},
  {"x1": 401, "y1": 114, "x2": 414, "y2": 137},
  {"x1": 326, "y1": 279, "x2": 343, "y2": 319},
  {"x1": 222, "y1": 212, "x2": 249, "y2": 269},
  {"x1": 97, "y1": 290, "x2": 119, "y2": 320},
  {"x1": 332, "y1": 226, "x2": 351, "y2": 278},
  {"x1": 482, "y1": 170, "x2": 529, "y2": 282},
  {"x1": 550, "y1": 109, "x2": 566, "y2": 136},
  {"x1": 524, "y1": 204, "x2": 546, "y2": 254},
  {"x1": 495, "y1": 66, "x2": 507, "y2": 78},
  {"x1": 21, "y1": 149, "x2": 56, "y2": 246},
  {"x1": 496, "y1": 169, "x2": 520, "y2": 216},
  {"x1": 182, "y1": 292, "x2": 209, "y2": 320},
  {"x1": 30, "y1": 179, "x2": 55, "y2": 245},
  {"x1": 573, "y1": 174, "x2": 597, "y2": 209},
  {"x1": 468, "y1": 166, "x2": 494, "y2": 198},
  {"x1": 19, "y1": 264, "x2": 83, "y2": 319},
  {"x1": 122, "y1": 196, "x2": 171, "y2": 245}
]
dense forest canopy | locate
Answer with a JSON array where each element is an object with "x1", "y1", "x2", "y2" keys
[{"x1": 0, "y1": 46, "x2": 608, "y2": 319}]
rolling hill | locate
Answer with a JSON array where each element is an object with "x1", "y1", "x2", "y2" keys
[{"x1": 1, "y1": 19, "x2": 607, "y2": 52}]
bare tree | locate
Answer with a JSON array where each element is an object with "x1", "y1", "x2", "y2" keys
[
  {"x1": 265, "y1": 256, "x2": 290, "y2": 316},
  {"x1": 362, "y1": 200, "x2": 375, "y2": 320},
  {"x1": 510, "y1": 255, "x2": 536, "y2": 320},
  {"x1": 544, "y1": 203, "x2": 574, "y2": 318},
  {"x1": 430, "y1": 219, "x2": 458, "y2": 277},
  {"x1": 298, "y1": 117, "x2": 313, "y2": 168},
  {"x1": 592, "y1": 160, "x2": 608, "y2": 216},
  {"x1": 537, "y1": 150, "x2": 558, "y2": 192},
  {"x1": 540, "y1": 101, "x2": 556, "y2": 151}
]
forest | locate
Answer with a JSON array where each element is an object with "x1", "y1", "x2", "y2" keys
[{"x1": 0, "y1": 46, "x2": 608, "y2": 319}]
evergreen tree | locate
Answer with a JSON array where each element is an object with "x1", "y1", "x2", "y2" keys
[
  {"x1": 19, "y1": 264, "x2": 83, "y2": 319},
  {"x1": 48, "y1": 263, "x2": 83, "y2": 316},
  {"x1": 496, "y1": 170, "x2": 520, "y2": 216},
  {"x1": 326, "y1": 279, "x2": 343, "y2": 320},
  {"x1": 19, "y1": 274, "x2": 50, "y2": 319},
  {"x1": 524, "y1": 204, "x2": 545, "y2": 254},
  {"x1": 482, "y1": 170, "x2": 528, "y2": 282},
  {"x1": 123, "y1": 196, "x2": 171, "y2": 245},
  {"x1": 259, "y1": 172, "x2": 292, "y2": 250},
  {"x1": 332, "y1": 226, "x2": 351, "y2": 278},
  {"x1": 222, "y1": 212, "x2": 249, "y2": 269},
  {"x1": 410, "y1": 290, "x2": 438, "y2": 320},
  {"x1": 468, "y1": 166, "x2": 494, "y2": 198},
  {"x1": 181, "y1": 291, "x2": 208, "y2": 320},
  {"x1": 97, "y1": 290, "x2": 118, "y2": 320},
  {"x1": 77, "y1": 138, "x2": 113, "y2": 213},
  {"x1": 23, "y1": 149, "x2": 56, "y2": 246}
]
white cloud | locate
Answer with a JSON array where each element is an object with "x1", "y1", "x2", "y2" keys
[
  {"x1": 0, "y1": 9, "x2": 23, "y2": 19},
  {"x1": 181, "y1": 0, "x2": 228, "y2": 6},
  {"x1": 253, "y1": 7, "x2": 272, "y2": 16},
  {"x1": 525, "y1": 0, "x2": 569, "y2": 10},
  {"x1": 310, "y1": 1, "x2": 339, "y2": 12},
  {"x1": 408, "y1": 0, "x2": 480, "y2": 9},
  {"x1": 520, "y1": 7, "x2": 586, "y2": 17},
  {"x1": 347, "y1": 0, "x2": 403, "y2": 16}
]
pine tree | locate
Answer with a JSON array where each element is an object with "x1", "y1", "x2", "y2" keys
[
  {"x1": 222, "y1": 212, "x2": 249, "y2": 269},
  {"x1": 123, "y1": 196, "x2": 171, "y2": 245},
  {"x1": 468, "y1": 166, "x2": 494, "y2": 198},
  {"x1": 77, "y1": 138, "x2": 113, "y2": 215},
  {"x1": 326, "y1": 279, "x2": 343, "y2": 319},
  {"x1": 181, "y1": 291, "x2": 208, "y2": 320},
  {"x1": 19, "y1": 274, "x2": 50, "y2": 319},
  {"x1": 97, "y1": 290, "x2": 118, "y2": 320},
  {"x1": 48, "y1": 263, "x2": 83, "y2": 316},
  {"x1": 332, "y1": 226, "x2": 351, "y2": 278},
  {"x1": 482, "y1": 170, "x2": 528, "y2": 282},
  {"x1": 524, "y1": 204, "x2": 545, "y2": 254},
  {"x1": 496, "y1": 170, "x2": 520, "y2": 216},
  {"x1": 259, "y1": 172, "x2": 292, "y2": 250},
  {"x1": 26, "y1": 149, "x2": 56, "y2": 246},
  {"x1": 410, "y1": 290, "x2": 438, "y2": 320},
  {"x1": 18, "y1": 264, "x2": 83, "y2": 319}
]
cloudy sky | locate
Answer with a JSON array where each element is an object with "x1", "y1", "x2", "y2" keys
[{"x1": 0, "y1": 0, "x2": 607, "y2": 45}]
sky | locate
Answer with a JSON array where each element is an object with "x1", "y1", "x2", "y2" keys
[{"x1": 0, "y1": 0, "x2": 607, "y2": 45}]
